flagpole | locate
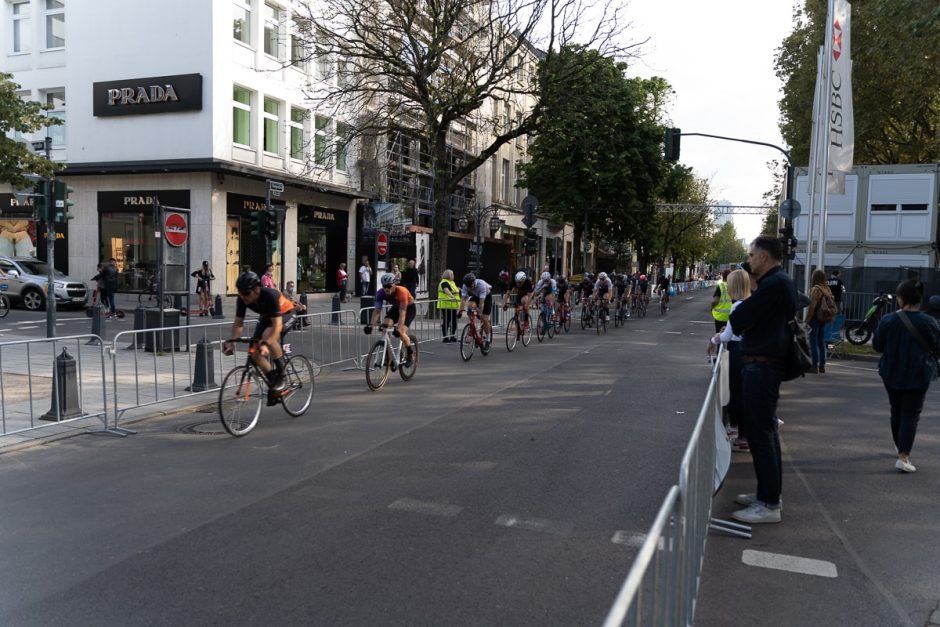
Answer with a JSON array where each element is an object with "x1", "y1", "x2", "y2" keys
[
  {"x1": 803, "y1": 45, "x2": 825, "y2": 296},
  {"x1": 816, "y1": 0, "x2": 837, "y2": 278}
]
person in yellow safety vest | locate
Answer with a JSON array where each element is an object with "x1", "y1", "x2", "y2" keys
[
  {"x1": 438, "y1": 269, "x2": 461, "y2": 343},
  {"x1": 711, "y1": 268, "x2": 733, "y2": 332}
]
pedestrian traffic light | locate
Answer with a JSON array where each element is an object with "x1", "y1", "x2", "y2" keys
[
  {"x1": 265, "y1": 210, "x2": 278, "y2": 242},
  {"x1": 52, "y1": 180, "x2": 75, "y2": 222},
  {"x1": 250, "y1": 210, "x2": 267, "y2": 239},
  {"x1": 664, "y1": 127, "x2": 681, "y2": 161}
]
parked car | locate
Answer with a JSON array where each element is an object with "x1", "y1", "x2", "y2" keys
[{"x1": 0, "y1": 256, "x2": 88, "y2": 311}]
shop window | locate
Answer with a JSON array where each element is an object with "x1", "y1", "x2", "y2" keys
[
  {"x1": 233, "y1": 0, "x2": 251, "y2": 45},
  {"x1": 44, "y1": 0, "x2": 64, "y2": 49},
  {"x1": 12, "y1": 0, "x2": 31, "y2": 53},
  {"x1": 99, "y1": 212, "x2": 158, "y2": 292},
  {"x1": 233, "y1": 85, "x2": 253, "y2": 147},
  {"x1": 263, "y1": 98, "x2": 281, "y2": 154}
]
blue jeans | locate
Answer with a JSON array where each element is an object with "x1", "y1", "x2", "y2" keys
[
  {"x1": 810, "y1": 318, "x2": 826, "y2": 368},
  {"x1": 741, "y1": 361, "x2": 784, "y2": 506}
]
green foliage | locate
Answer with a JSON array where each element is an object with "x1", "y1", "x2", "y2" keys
[
  {"x1": 706, "y1": 222, "x2": 748, "y2": 266},
  {"x1": 0, "y1": 73, "x2": 62, "y2": 188},
  {"x1": 645, "y1": 163, "x2": 712, "y2": 271},
  {"x1": 776, "y1": 0, "x2": 940, "y2": 165}
]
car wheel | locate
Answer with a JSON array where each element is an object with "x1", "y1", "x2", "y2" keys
[{"x1": 21, "y1": 287, "x2": 45, "y2": 311}]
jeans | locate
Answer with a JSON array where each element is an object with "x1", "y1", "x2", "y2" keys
[
  {"x1": 103, "y1": 288, "x2": 116, "y2": 314},
  {"x1": 884, "y1": 385, "x2": 927, "y2": 455},
  {"x1": 810, "y1": 318, "x2": 826, "y2": 368},
  {"x1": 741, "y1": 361, "x2": 784, "y2": 506}
]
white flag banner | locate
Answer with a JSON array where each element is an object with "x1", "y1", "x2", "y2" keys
[{"x1": 827, "y1": 0, "x2": 853, "y2": 194}]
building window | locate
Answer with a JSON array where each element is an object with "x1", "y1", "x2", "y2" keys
[
  {"x1": 233, "y1": 0, "x2": 251, "y2": 45},
  {"x1": 233, "y1": 86, "x2": 252, "y2": 147},
  {"x1": 263, "y1": 2, "x2": 281, "y2": 58},
  {"x1": 12, "y1": 1, "x2": 31, "y2": 53},
  {"x1": 314, "y1": 115, "x2": 330, "y2": 166},
  {"x1": 336, "y1": 122, "x2": 350, "y2": 172},
  {"x1": 44, "y1": 0, "x2": 64, "y2": 49},
  {"x1": 289, "y1": 107, "x2": 306, "y2": 161},
  {"x1": 263, "y1": 98, "x2": 280, "y2": 154},
  {"x1": 315, "y1": 38, "x2": 332, "y2": 82},
  {"x1": 45, "y1": 91, "x2": 65, "y2": 147},
  {"x1": 501, "y1": 158, "x2": 511, "y2": 202},
  {"x1": 291, "y1": 19, "x2": 310, "y2": 69}
]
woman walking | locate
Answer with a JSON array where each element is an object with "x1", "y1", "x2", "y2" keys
[
  {"x1": 872, "y1": 279, "x2": 940, "y2": 473},
  {"x1": 804, "y1": 269, "x2": 835, "y2": 373}
]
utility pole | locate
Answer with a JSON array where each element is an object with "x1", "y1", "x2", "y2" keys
[{"x1": 37, "y1": 137, "x2": 55, "y2": 338}]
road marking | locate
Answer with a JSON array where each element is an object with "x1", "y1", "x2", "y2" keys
[
  {"x1": 611, "y1": 531, "x2": 665, "y2": 550},
  {"x1": 742, "y1": 550, "x2": 838, "y2": 578},
  {"x1": 0, "y1": 329, "x2": 10, "y2": 333},
  {"x1": 664, "y1": 331, "x2": 682, "y2": 335},
  {"x1": 388, "y1": 497, "x2": 463, "y2": 518},
  {"x1": 625, "y1": 341, "x2": 658, "y2": 346},
  {"x1": 495, "y1": 514, "x2": 573, "y2": 536},
  {"x1": 19, "y1": 325, "x2": 38, "y2": 330},
  {"x1": 688, "y1": 320, "x2": 713, "y2": 324}
]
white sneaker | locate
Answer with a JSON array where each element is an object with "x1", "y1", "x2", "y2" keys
[
  {"x1": 731, "y1": 502, "x2": 782, "y2": 524},
  {"x1": 895, "y1": 459, "x2": 916, "y2": 473},
  {"x1": 734, "y1": 493, "x2": 783, "y2": 509}
]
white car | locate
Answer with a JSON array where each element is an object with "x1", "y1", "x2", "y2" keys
[{"x1": 0, "y1": 256, "x2": 88, "y2": 311}]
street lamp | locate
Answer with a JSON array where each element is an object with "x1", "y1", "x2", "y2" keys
[{"x1": 459, "y1": 204, "x2": 502, "y2": 273}]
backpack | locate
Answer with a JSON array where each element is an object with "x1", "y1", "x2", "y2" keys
[
  {"x1": 815, "y1": 287, "x2": 837, "y2": 323},
  {"x1": 783, "y1": 318, "x2": 813, "y2": 381}
]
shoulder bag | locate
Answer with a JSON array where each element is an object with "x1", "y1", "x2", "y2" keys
[{"x1": 896, "y1": 311, "x2": 940, "y2": 379}]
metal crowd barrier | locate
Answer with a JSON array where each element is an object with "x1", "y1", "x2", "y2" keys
[
  {"x1": 0, "y1": 334, "x2": 111, "y2": 436},
  {"x1": 603, "y1": 346, "x2": 746, "y2": 626}
]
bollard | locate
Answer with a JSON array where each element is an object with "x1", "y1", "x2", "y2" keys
[
  {"x1": 87, "y1": 304, "x2": 105, "y2": 345},
  {"x1": 300, "y1": 293, "x2": 310, "y2": 326},
  {"x1": 211, "y1": 294, "x2": 224, "y2": 319},
  {"x1": 330, "y1": 294, "x2": 341, "y2": 325},
  {"x1": 185, "y1": 339, "x2": 218, "y2": 392},
  {"x1": 41, "y1": 348, "x2": 83, "y2": 421},
  {"x1": 126, "y1": 304, "x2": 146, "y2": 350}
]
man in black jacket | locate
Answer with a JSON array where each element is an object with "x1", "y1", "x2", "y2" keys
[
  {"x1": 728, "y1": 235, "x2": 797, "y2": 524},
  {"x1": 401, "y1": 259, "x2": 419, "y2": 297}
]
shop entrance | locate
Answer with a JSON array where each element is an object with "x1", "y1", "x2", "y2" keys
[{"x1": 297, "y1": 205, "x2": 348, "y2": 293}]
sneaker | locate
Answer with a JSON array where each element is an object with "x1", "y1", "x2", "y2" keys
[
  {"x1": 731, "y1": 438, "x2": 749, "y2": 452},
  {"x1": 735, "y1": 494, "x2": 783, "y2": 509},
  {"x1": 731, "y1": 502, "x2": 782, "y2": 524},
  {"x1": 819, "y1": 366, "x2": 825, "y2": 373},
  {"x1": 895, "y1": 459, "x2": 917, "y2": 473}
]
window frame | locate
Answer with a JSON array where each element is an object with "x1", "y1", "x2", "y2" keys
[
  {"x1": 335, "y1": 122, "x2": 351, "y2": 172},
  {"x1": 44, "y1": 90, "x2": 66, "y2": 148},
  {"x1": 289, "y1": 106, "x2": 307, "y2": 161},
  {"x1": 262, "y1": 97, "x2": 281, "y2": 155},
  {"x1": 233, "y1": 0, "x2": 252, "y2": 47},
  {"x1": 501, "y1": 158, "x2": 511, "y2": 202},
  {"x1": 12, "y1": 0, "x2": 31, "y2": 54},
  {"x1": 262, "y1": 1, "x2": 282, "y2": 60},
  {"x1": 44, "y1": 0, "x2": 65, "y2": 50},
  {"x1": 232, "y1": 85, "x2": 253, "y2": 148},
  {"x1": 314, "y1": 115, "x2": 331, "y2": 167}
]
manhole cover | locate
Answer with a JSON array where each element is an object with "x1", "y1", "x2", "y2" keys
[{"x1": 177, "y1": 420, "x2": 227, "y2": 436}]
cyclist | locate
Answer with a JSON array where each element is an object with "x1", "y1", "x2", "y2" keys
[
  {"x1": 365, "y1": 272, "x2": 416, "y2": 367},
  {"x1": 656, "y1": 273, "x2": 671, "y2": 311},
  {"x1": 532, "y1": 271, "x2": 557, "y2": 322},
  {"x1": 619, "y1": 273, "x2": 634, "y2": 317},
  {"x1": 503, "y1": 270, "x2": 534, "y2": 324},
  {"x1": 637, "y1": 273, "x2": 650, "y2": 306},
  {"x1": 593, "y1": 271, "x2": 614, "y2": 321},
  {"x1": 555, "y1": 274, "x2": 570, "y2": 322},
  {"x1": 191, "y1": 260, "x2": 215, "y2": 316},
  {"x1": 223, "y1": 271, "x2": 295, "y2": 405},
  {"x1": 459, "y1": 272, "x2": 494, "y2": 344},
  {"x1": 578, "y1": 272, "x2": 594, "y2": 303}
]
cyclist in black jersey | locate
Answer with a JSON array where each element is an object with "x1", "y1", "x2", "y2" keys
[{"x1": 504, "y1": 271, "x2": 534, "y2": 323}]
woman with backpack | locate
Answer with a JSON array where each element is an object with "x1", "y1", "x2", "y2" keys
[{"x1": 805, "y1": 269, "x2": 837, "y2": 373}]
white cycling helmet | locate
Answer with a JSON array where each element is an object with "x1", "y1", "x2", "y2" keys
[
  {"x1": 541, "y1": 271, "x2": 551, "y2": 281},
  {"x1": 514, "y1": 271, "x2": 527, "y2": 282},
  {"x1": 598, "y1": 272, "x2": 608, "y2": 280},
  {"x1": 380, "y1": 272, "x2": 396, "y2": 288}
]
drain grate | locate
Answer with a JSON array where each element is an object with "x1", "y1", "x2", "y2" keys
[{"x1": 177, "y1": 420, "x2": 227, "y2": 436}]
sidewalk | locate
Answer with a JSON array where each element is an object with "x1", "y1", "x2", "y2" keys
[{"x1": 695, "y1": 357, "x2": 940, "y2": 627}]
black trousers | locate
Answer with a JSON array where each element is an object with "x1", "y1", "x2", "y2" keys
[
  {"x1": 440, "y1": 308, "x2": 457, "y2": 340},
  {"x1": 884, "y1": 385, "x2": 927, "y2": 455},
  {"x1": 740, "y1": 361, "x2": 784, "y2": 506}
]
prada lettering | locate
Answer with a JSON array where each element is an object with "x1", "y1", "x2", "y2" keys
[
  {"x1": 313, "y1": 210, "x2": 335, "y2": 221},
  {"x1": 93, "y1": 74, "x2": 202, "y2": 117},
  {"x1": 107, "y1": 85, "x2": 180, "y2": 106},
  {"x1": 243, "y1": 200, "x2": 266, "y2": 212},
  {"x1": 124, "y1": 195, "x2": 157, "y2": 206}
]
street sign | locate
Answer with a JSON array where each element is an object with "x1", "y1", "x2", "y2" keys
[
  {"x1": 779, "y1": 198, "x2": 802, "y2": 220},
  {"x1": 376, "y1": 232, "x2": 389, "y2": 256},
  {"x1": 267, "y1": 180, "x2": 285, "y2": 194},
  {"x1": 164, "y1": 212, "x2": 188, "y2": 247},
  {"x1": 521, "y1": 195, "x2": 538, "y2": 228},
  {"x1": 31, "y1": 141, "x2": 47, "y2": 151}
]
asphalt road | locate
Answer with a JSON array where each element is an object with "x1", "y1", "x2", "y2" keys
[{"x1": 0, "y1": 291, "x2": 715, "y2": 626}]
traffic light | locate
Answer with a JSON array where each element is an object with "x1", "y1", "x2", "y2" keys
[
  {"x1": 52, "y1": 180, "x2": 75, "y2": 222},
  {"x1": 265, "y1": 210, "x2": 278, "y2": 242},
  {"x1": 664, "y1": 127, "x2": 681, "y2": 161},
  {"x1": 779, "y1": 225, "x2": 797, "y2": 260},
  {"x1": 250, "y1": 210, "x2": 267, "y2": 239},
  {"x1": 523, "y1": 228, "x2": 538, "y2": 255},
  {"x1": 31, "y1": 181, "x2": 48, "y2": 222}
]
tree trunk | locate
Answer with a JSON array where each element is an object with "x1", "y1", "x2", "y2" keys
[{"x1": 430, "y1": 131, "x2": 451, "y2": 292}]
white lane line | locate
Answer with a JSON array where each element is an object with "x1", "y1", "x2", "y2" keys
[
  {"x1": 624, "y1": 341, "x2": 658, "y2": 346},
  {"x1": 742, "y1": 550, "x2": 838, "y2": 578},
  {"x1": 0, "y1": 329, "x2": 10, "y2": 333},
  {"x1": 688, "y1": 320, "x2": 713, "y2": 325},
  {"x1": 495, "y1": 514, "x2": 573, "y2": 536},
  {"x1": 388, "y1": 497, "x2": 463, "y2": 518},
  {"x1": 19, "y1": 325, "x2": 38, "y2": 330},
  {"x1": 664, "y1": 331, "x2": 682, "y2": 335},
  {"x1": 611, "y1": 530, "x2": 665, "y2": 550}
]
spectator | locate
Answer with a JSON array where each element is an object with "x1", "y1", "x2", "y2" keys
[
  {"x1": 261, "y1": 263, "x2": 276, "y2": 289},
  {"x1": 190, "y1": 260, "x2": 215, "y2": 316},
  {"x1": 102, "y1": 258, "x2": 119, "y2": 318},
  {"x1": 710, "y1": 268, "x2": 752, "y2": 451},
  {"x1": 391, "y1": 263, "x2": 402, "y2": 284},
  {"x1": 805, "y1": 269, "x2": 836, "y2": 373},
  {"x1": 827, "y1": 268, "x2": 846, "y2": 313},
  {"x1": 337, "y1": 263, "x2": 348, "y2": 303},
  {"x1": 401, "y1": 259, "x2": 419, "y2": 297},
  {"x1": 497, "y1": 269, "x2": 510, "y2": 295},
  {"x1": 437, "y1": 269, "x2": 460, "y2": 343},
  {"x1": 728, "y1": 235, "x2": 798, "y2": 524},
  {"x1": 872, "y1": 279, "x2": 940, "y2": 473},
  {"x1": 358, "y1": 257, "x2": 372, "y2": 296},
  {"x1": 711, "y1": 268, "x2": 732, "y2": 332},
  {"x1": 90, "y1": 263, "x2": 105, "y2": 309}
]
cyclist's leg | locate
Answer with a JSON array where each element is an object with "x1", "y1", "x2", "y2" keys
[
  {"x1": 481, "y1": 294, "x2": 493, "y2": 336},
  {"x1": 400, "y1": 304, "x2": 416, "y2": 349}
]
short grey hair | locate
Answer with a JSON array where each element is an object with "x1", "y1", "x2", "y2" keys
[{"x1": 443, "y1": 269, "x2": 454, "y2": 280}]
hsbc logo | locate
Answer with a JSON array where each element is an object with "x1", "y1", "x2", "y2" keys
[{"x1": 832, "y1": 19, "x2": 843, "y2": 61}]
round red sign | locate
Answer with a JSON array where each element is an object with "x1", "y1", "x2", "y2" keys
[
  {"x1": 164, "y1": 212, "x2": 188, "y2": 247},
  {"x1": 376, "y1": 232, "x2": 389, "y2": 256}
]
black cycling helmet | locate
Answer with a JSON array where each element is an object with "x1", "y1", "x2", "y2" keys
[
  {"x1": 235, "y1": 271, "x2": 260, "y2": 292},
  {"x1": 463, "y1": 272, "x2": 477, "y2": 286}
]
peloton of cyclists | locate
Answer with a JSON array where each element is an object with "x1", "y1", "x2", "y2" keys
[
  {"x1": 365, "y1": 272, "x2": 417, "y2": 367},
  {"x1": 459, "y1": 272, "x2": 494, "y2": 346}
]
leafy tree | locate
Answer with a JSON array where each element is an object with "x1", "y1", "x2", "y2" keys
[
  {"x1": 643, "y1": 164, "x2": 712, "y2": 273},
  {"x1": 706, "y1": 222, "x2": 748, "y2": 266},
  {"x1": 0, "y1": 73, "x2": 61, "y2": 189},
  {"x1": 776, "y1": 0, "x2": 940, "y2": 165}
]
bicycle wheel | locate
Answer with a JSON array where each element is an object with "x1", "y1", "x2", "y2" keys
[
  {"x1": 521, "y1": 315, "x2": 532, "y2": 346},
  {"x1": 614, "y1": 306, "x2": 621, "y2": 328},
  {"x1": 365, "y1": 341, "x2": 391, "y2": 390},
  {"x1": 480, "y1": 327, "x2": 493, "y2": 355},
  {"x1": 281, "y1": 355, "x2": 314, "y2": 417},
  {"x1": 505, "y1": 316, "x2": 518, "y2": 352},
  {"x1": 218, "y1": 366, "x2": 264, "y2": 436},
  {"x1": 0, "y1": 295, "x2": 8, "y2": 318},
  {"x1": 400, "y1": 340, "x2": 419, "y2": 380},
  {"x1": 459, "y1": 324, "x2": 476, "y2": 361},
  {"x1": 580, "y1": 306, "x2": 588, "y2": 330},
  {"x1": 536, "y1": 313, "x2": 546, "y2": 342},
  {"x1": 660, "y1": 297, "x2": 668, "y2": 315},
  {"x1": 562, "y1": 307, "x2": 571, "y2": 333}
]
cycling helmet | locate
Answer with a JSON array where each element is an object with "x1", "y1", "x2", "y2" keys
[
  {"x1": 201, "y1": 260, "x2": 209, "y2": 267},
  {"x1": 640, "y1": 274, "x2": 647, "y2": 281},
  {"x1": 235, "y1": 271, "x2": 260, "y2": 292},
  {"x1": 380, "y1": 272, "x2": 396, "y2": 288},
  {"x1": 463, "y1": 272, "x2": 477, "y2": 286},
  {"x1": 598, "y1": 272, "x2": 608, "y2": 281},
  {"x1": 514, "y1": 271, "x2": 527, "y2": 282},
  {"x1": 541, "y1": 271, "x2": 551, "y2": 281}
]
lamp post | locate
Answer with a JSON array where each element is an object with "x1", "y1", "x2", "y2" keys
[{"x1": 458, "y1": 204, "x2": 503, "y2": 274}]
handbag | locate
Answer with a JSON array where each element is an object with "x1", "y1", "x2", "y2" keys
[
  {"x1": 783, "y1": 317, "x2": 813, "y2": 381},
  {"x1": 896, "y1": 311, "x2": 940, "y2": 379}
]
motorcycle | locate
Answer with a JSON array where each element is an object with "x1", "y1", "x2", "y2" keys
[{"x1": 844, "y1": 293, "x2": 893, "y2": 345}]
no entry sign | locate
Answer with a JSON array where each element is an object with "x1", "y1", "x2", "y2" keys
[
  {"x1": 164, "y1": 212, "x2": 188, "y2": 247},
  {"x1": 376, "y1": 231, "x2": 389, "y2": 256}
]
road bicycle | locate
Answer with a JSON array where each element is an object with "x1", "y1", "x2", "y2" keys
[
  {"x1": 365, "y1": 323, "x2": 419, "y2": 390},
  {"x1": 613, "y1": 298, "x2": 629, "y2": 327},
  {"x1": 596, "y1": 299, "x2": 609, "y2": 334},
  {"x1": 556, "y1": 298, "x2": 571, "y2": 333},
  {"x1": 86, "y1": 287, "x2": 126, "y2": 319},
  {"x1": 535, "y1": 297, "x2": 555, "y2": 342},
  {"x1": 459, "y1": 307, "x2": 493, "y2": 361},
  {"x1": 504, "y1": 303, "x2": 532, "y2": 351},
  {"x1": 580, "y1": 298, "x2": 596, "y2": 330},
  {"x1": 631, "y1": 293, "x2": 648, "y2": 318},
  {"x1": 658, "y1": 289, "x2": 670, "y2": 315},
  {"x1": 138, "y1": 279, "x2": 174, "y2": 309},
  {"x1": 0, "y1": 284, "x2": 9, "y2": 318},
  {"x1": 218, "y1": 338, "x2": 315, "y2": 436}
]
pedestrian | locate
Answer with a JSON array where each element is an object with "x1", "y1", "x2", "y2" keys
[
  {"x1": 827, "y1": 268, "x2": 846, "y2": 313},
  {"x1": 728, "y1": 235, "x2": 798, "y2": 524},
  {"x1": 401, "y1": 259, "x2": 419, "y2": 297},
  {"x1": 391, "y1": 262, "x2": 401, "y2": 284},
  {"x1": 709, "y1": 268, "x2": 752, "y2": 452},
  {"x1": 711, "y1": 268, "x2": 732, "y2": 332},
  {"x1": 804, "y1": 269, "x2": 836, "y2": 373},
  {"x1": 103, "y1": 257, "x2": 119, "y2": 317},
  {"x1": 261, "y1": 263, "x2": 276, "y2": 289},
  {"x1": 337, "y1": 262, "x2": 348, "y2": 303},
  {"x1": 90, "y1": 263, "x2": 105, "y2": 309},
  {"x1": 190, "y1": 260, "x2": 215, "y2": 316},
  {"x1": 358, "y1": 257, "x2": 372, "y2": 296},
  {"x1": 872, "y1": 279, "x2": 940, "y2": 473},
  {"x1": 437, "y1": 269, "x2": 460, "y2": 342}
]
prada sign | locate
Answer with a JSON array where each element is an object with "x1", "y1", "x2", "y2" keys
[{"x1": 93, "y1": 73, "x2": 203, "y2": 117}]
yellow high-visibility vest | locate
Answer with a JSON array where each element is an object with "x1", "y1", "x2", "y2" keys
[
  {"x1": 437, "y1": 279, "x2": 460, "y2": 309},
  {"x1": 712, "y1": 281, "x2": 732, "y2": 322}
]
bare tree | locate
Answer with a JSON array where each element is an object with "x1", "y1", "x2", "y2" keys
[{"x1": 290, "y1": 0, "x2": 634, "y2": 283}]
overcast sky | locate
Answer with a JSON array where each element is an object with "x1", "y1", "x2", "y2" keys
[{"x1": 624, "y1": 0, "x2": 799, "y2": 242}]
